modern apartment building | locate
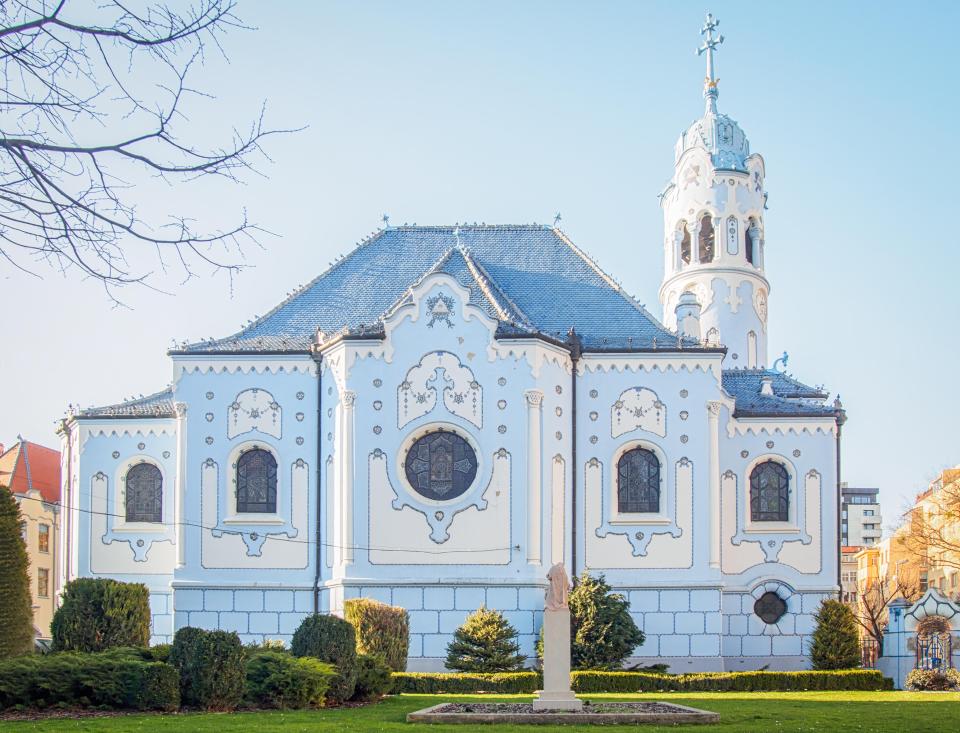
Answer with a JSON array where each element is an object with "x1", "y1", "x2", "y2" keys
[{"x1": 841, "y1": 484, "x2": 882, "y2": 546}]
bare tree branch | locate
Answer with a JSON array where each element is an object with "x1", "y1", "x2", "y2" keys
[{"x1": 0, "y1": 0, "x2": 291, "y2": 298}]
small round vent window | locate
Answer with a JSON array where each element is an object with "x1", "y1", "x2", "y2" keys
[
  {"x1": 404, "y1": 430, "x2": 478, "y2": 502},
  {"x1": 754, "y1": 592, "x2": 787, "y2": 625}
]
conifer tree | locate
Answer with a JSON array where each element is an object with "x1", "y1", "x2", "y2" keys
[
  {"x1": 445, "y1": 606, "x2": 526, "y2": 672},
  {"x1": 810, "y1": 599, "x2": 861, "y2": 670},
  {"x1": 0, "y1": 486, "x2": 34, "y2": 657},
  {"x1": 567, "y1": 572, "x2": 644, "y2": 670}
]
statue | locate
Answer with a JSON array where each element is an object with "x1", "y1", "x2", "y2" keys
[{"x1": 544, "y1": 562, "x2": 570, "y2": 611}]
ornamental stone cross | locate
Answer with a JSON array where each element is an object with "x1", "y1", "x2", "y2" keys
[{"x1": 533, "y1": 563, "x2": 582, "y2": 711}]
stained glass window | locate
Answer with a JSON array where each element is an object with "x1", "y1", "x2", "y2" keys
[
  {"x1": 404, "y1": 431, "x2": 477, "y2": 501},
  {"x1": 754, "y1": 591, "x2": 786, "y2": 624},
  {"x1": 750, "y1": 461, "x2": 789, "y2": 522},
  {"x1": 237, "y1": 449, "x2": 278, "y2": 513},
  {"x1": 617, "y1": 448, "x2": 660, "y2": 513},
  {"x1": 125, "y1": 463, "x2": 162, "y2": 523}
]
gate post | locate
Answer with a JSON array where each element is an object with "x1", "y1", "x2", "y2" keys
[{"x1": 876, "y1": 597, "x2": 911, "y2": 689}]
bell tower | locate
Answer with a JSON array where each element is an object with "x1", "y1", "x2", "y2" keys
[{"x1": 658, "y1": 13, "x2": 769, "y2": 368}]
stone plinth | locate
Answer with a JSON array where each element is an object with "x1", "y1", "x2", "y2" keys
[{"x1": 532, "y1": 608, "x2": 582, "y2": 711}]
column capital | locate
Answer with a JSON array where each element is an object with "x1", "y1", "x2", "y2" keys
[
  {"x1": 342, "y1": 390, "x2": 357, "y2": 408},
  {"x1": 524, "y1": 389, "x2": 544, "y2": 407},
  {"x1": 174, "y1": 402, "x2": 188, "y2": 418},
  {"x1": 707, "y1": 401, "x2": 723, "y2": 417}
]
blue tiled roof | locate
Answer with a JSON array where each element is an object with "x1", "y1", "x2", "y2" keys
[
  {"x1": 176, "y1": 225, "x2": 702, "y2": 353},
  {"x1": 78, "y1": 388, "x2": 175, "y2": 419},
  {"x1": 722, "y1": 369, "x2": 838, "y2": 418}
]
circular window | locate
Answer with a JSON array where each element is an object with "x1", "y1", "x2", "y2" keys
[
  {"x1": 754, "y1": 592, "x2": 787, "y2": 625},
  {"x1": 404, "y1": 430, "x2": 478, "y2": 502}
]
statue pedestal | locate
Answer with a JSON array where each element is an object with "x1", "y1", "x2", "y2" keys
[{"x1": 533, "y1": 608, "x2": 582, "y2": 711}]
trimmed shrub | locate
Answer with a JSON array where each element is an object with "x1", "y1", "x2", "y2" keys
[
  {"x1": 905, "y1": 668, "x2": 960, "y2": 691},
  {"x1": 350, "y1": 653, "x2": 393, "y2": 701},
  {"x1": 148, "y1": 643, "x2": 172, "y2": 663},
  {"x1": 169, "y1": 627, "x2": 246, "y2": 710},
  {"x1": 291, "y1": 614, "x2": 357, "y2": 705},
  {"x1": 244, "y1": 650, "x2": 336, "y2": 708},
  {"x1": 565, "y1": 572, "x2": 644, "y2": 670},
  {"x1": 345, "y1": 598, "x2": 410, "y2": 672},
  {"x1": 0, "y1": 651, "x2": 179, "y2": 711},
  {"x1": 446, "y1": 607, "x2": 526, "y2": 673},
  {"x1": 570, "y1": 669, "x2": 893, "y2": 693},
  {"x1": 810, "y1": 599, "x2": 861, "y2": 670},
  {"x1": 51, "y1": 578, "x2": 151, "y2": 652},
  {"x1": 391, "y1": 671, "x2": 541, "y2": 694},
  {"x1": 0, "y1": 487, "x2": 35, "y2": 659}
]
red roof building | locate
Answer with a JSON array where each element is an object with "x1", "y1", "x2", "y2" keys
[{"x1": 0, "y1": 439, "x2": 61, "y2": 503}]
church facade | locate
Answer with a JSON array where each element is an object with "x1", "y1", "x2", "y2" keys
[{"x1": 58, "y1": 17, "x2": 844, "y2": 672}]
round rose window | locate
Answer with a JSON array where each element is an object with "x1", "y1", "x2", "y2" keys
[
  {"x1": 753, "y1": 591, "x2": 787, "y2": 625},
  {"x1": 404, "y1": 431, "x2": 478, "y2": 501}
]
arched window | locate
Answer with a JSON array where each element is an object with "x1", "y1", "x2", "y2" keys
[
  {"x1": 237, "y1": 448, "x2": 278, "y2": 513},
  {"x1": 125, "y1": 463, "x2": 162, "y2": 523},
  {"x1": 698, "y1": 214, "x2": 715, "y2": 263},
  {"x1": 705, "y1": 327, "x2": 720, "y2": 346},
  {"x1": 750, "y1": 461, "x2": 789, "y2": 522},
  {"x1": 617, "y1": 447, "x2": 661, "y2": 513},
  {"x1": 745, "y1": 219, "x2": 756, "y2": 265},
  {"x1": 679, "y1": 223, "x2": 691, "y2": 265}
]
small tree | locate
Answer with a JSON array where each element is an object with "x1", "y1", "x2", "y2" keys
[
  {"x1": 344, "y1": 598, "x2": 410, "y2": 672},
  {"x1": 0, "y1": 486, "x2": 34, "y2": 657},
  {"x1": 51, "y1": 578, "x2": 151, "y2": 651},
  {"x1": 810, "y1": 599, "x2": 861, "y2": 670},
  {"x1": 568, "y1": 572, "x2": 644, "y2": 670},
  {"x1": 445, "y1": 606, "x2": 526, "y2": 673}
]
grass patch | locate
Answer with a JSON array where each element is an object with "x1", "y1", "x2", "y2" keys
[{"x1": 1, "y1": 691, "x2": 959, "y2": 732}]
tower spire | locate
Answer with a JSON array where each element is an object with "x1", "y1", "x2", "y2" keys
[{"x1": 697, "y1": 12, "x2": 724, "y2": 114}]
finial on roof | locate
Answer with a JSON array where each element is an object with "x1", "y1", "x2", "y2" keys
[
  {"x1": 697, "y1": 12, "x2": 724, "y2": 113},
  {"x1": 453, "y1": 225, "x2": 461, "y2": 248},
  {"x1": 381, "y1": 213, "x2": 390, "y2": 228},
  {"x1": 772, "y1": 351, "x2": 789, "y2": 372},
  {"x1": 553, "y1": 212, "x2": 562, "y2": 227}
]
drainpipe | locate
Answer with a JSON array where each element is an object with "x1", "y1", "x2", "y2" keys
[
  {"x1": 312, "y1": 349, "x2": 324, "y2": 614},
  {"x1": 834, "y1": 397, "x2": 846, "y2": 600},
  {"x1": 566, "y1": 328, "x2": 582, "y2": 579}
]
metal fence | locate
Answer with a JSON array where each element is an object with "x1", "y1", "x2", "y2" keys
[
  {"x1": 861, "y1": 638, "x2": 880, "y2": 669},
  {"x1": 916, "y1": 633, "x2": 953, "y2": 670}
]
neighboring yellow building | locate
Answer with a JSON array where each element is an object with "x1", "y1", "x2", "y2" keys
[
  {"x1": 907, "y1": 466, "x2": 960, "y2": 598},
  {"x1": 841, "y1": 545, "x2": 862, "y2": 606},
  {"x1": 0, "y1": 439, "x2": 61, "y2": 641}
]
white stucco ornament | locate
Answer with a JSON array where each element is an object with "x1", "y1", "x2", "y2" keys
[
  {"x1": 227, "y1": 388, "x2": 281, "y2": 439},
  {"x1": 611, "y1": 387, "x2": 666, "y2": 438},
  {"x1": 398, "y1": 351, "x2": 482, "y2": 428}
]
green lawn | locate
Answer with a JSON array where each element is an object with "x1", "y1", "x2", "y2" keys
[{"x1": 2, "y1": 692, "x2": 960, "y2": 732}]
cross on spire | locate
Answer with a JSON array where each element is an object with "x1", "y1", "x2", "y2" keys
[{"x1": 696, "y1": 12, "x2": 724, "y2": 113}]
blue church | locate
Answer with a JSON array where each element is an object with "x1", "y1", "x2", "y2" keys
[{"x1": 58, "y1": 15, "x2": 844, "y2": 671}]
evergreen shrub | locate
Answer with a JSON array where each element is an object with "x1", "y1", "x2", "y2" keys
[
  {"x1": 51, "y1": 578, "x2": 151, "y2": 652},
  {"x1": 290, "y1": 614, "x2": 357, "y2": 705},
  {"x1": 391, "y1": 671, "x2": 540, "y2": 694},
  {"x1": 810, "y1": 599, "x2": 862, "y2": 670},
  {"x1": 350, "y1": 653, "x2": 393, "y2": 701},
  {"x1": 905, "y1": 668, "x2": 960, "y2": 691},
  {"x1": 344, "y1": 598, "x2": 410, "y2": 671},
  {"x1": 0, "y1": 652, "x2": 179, "y2": 710},
  {"x1": 244, "y1": 650, "x2": 335, "y2": 708},
  {"x1": 0, "y1": 487, "x2": 35, "y2": 659},
  {"x1": 169, "y1": 627, "x2": 245, "y2": 710},
  {"x1": 445, "y1": 607, "x2": 526, "y2": 673},
  {"x1": 564, "y1": 572, "x2": 644, "y2": 670}
]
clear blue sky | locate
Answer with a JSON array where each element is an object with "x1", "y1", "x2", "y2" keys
[{"x1": 2, "y1": 1, "x2": 957, "y2": 527}]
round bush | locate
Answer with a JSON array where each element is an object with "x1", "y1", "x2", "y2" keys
[
  {"x1": 350, "y1": 653, "x2": 392, "y2": 701},
  {"x1": 51, "y1": 578, "x2": 151, "y2": 652},
  {"x1": 290, "y1": 614, "x2": 357, "y2": 704},
  {"x1": 245, "y1": 650, "x2": 335, "y2": 708},
  {"x1": 169, "y1": 627, "x2": 246, "y2": 710}
]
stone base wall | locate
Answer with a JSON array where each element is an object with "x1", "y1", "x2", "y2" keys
[{"x1": 158, "y1": 584, "x2": 827, "y2": 671}]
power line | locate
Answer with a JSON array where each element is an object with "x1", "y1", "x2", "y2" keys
[{"x1": 15, "y1": 491, "x2": 517, "y2": 556}]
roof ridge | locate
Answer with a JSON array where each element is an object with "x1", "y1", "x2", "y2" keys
[
  {"x1": 457, "y1": 245, "x2": 535, "y2": 328},
  {"x1": 377, "y1": 247, "x2": 458, "y2": 325},
  {"x1": 21, "y1": 441, "x2": 33, "y2": 492},
  {"x1": 551, "y1": 227, "x2": 685, "y2": 343}
]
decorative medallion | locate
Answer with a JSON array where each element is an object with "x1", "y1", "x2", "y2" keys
[
  {"x1": 680, "y1": 434, "x2": 689, "y2": 443},
  {"x1": 793, "y1": 449, "x2": 801, "y2": 457},
  {"x1": 611, "y1": 387, "x2": 666, "y2": 438},
  {"x1": 328, "y1": 386, "x2": 333, "y2": 395},
  {"x1": 434, "y1": 511, "x2": 444, "y2": 521},
  {"x1": 498, "y1": 377, "x2": 507, "y2": 387},
  {"x1": 205, "y1": 436, "x2": 214, "y2": 445},
  {"x1": 296, "y1": 437, "x2": 304, "y2": 446},
  {"x1": 498, "y1": 425, "x2": 507, "y2": 434},
  {"x1": 766, "y1": 440, "x2": 775, "y2": 449},
  {"x1": 426, "y1": 292, "x2": 455, "y2": 328},
  {"x1": 497, "y1": 399, "x2": 507, "y2": 410},
  {"x1": 555, "y1": 407, "x2": 563, "y2": 417},
  {"x1": 589, "y1": 389, "x2": 598, "y2": 398},
  {"x1": 373, "y1": 425, "x2": 382, "y2": 435},
  {"x1": 374, "y1": 400, "x2": 383, "y2": 411},
  {"x1": 590, "y1": 435, "x2": 598, "y2": 444},
  {"x1": 404, "y1": 431, "x2": 477, "y2": 501},
  {"x1": 228, "y1": 388, "x2": 282, "y2": 439},
  {"x1": 205, "y1": 412, "x2": 214, "y2": 422},
  {"x1": 296, "y1": 391, "x2": 305, "y2": 400},
  {"x1": 327, "y1": 432, "x2": 332, "y2": 441},
  {"x1": 373, "y1": 378, "x2": 382, "y2": 388},
  {"x1": 741, "y1": 450, "x2": 749, "y2": 458},
  {"x1": 137, "y1": 442, "x2": 145, "y2": 450},
  {"x1": 112, "y1": 451, "x2": 120, "y2": 459},
  {"x1": 555, "y1": 385, "x2": 563, "y2": 395},
  {"x1": 680, "y1": 410, "x2": 689, "y2": 420},
  {"x1": 555, "y1": 431, "x2": 563, "y2": 440},
  {"x1": 327, "y1": 407, "x2": 333, "y2": 417},
  {"x1": 589, "y1": 411, "x2": 598, "y2": 421},
  {"x1": 205, "y1": 391, "x2": 214, "y2": 400},
  {"x1": 162, "y1": 451, "x2": 171, "y2": 459},
  {"x1": 680, "y1": 389, "x2": 689, "y2": 398},
  {"x1": 296, "y1": 412, "x2": 305, "y2": 422},
  {"x1": 136, "y1": 539, "x2": 145, "y2": 548}
]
